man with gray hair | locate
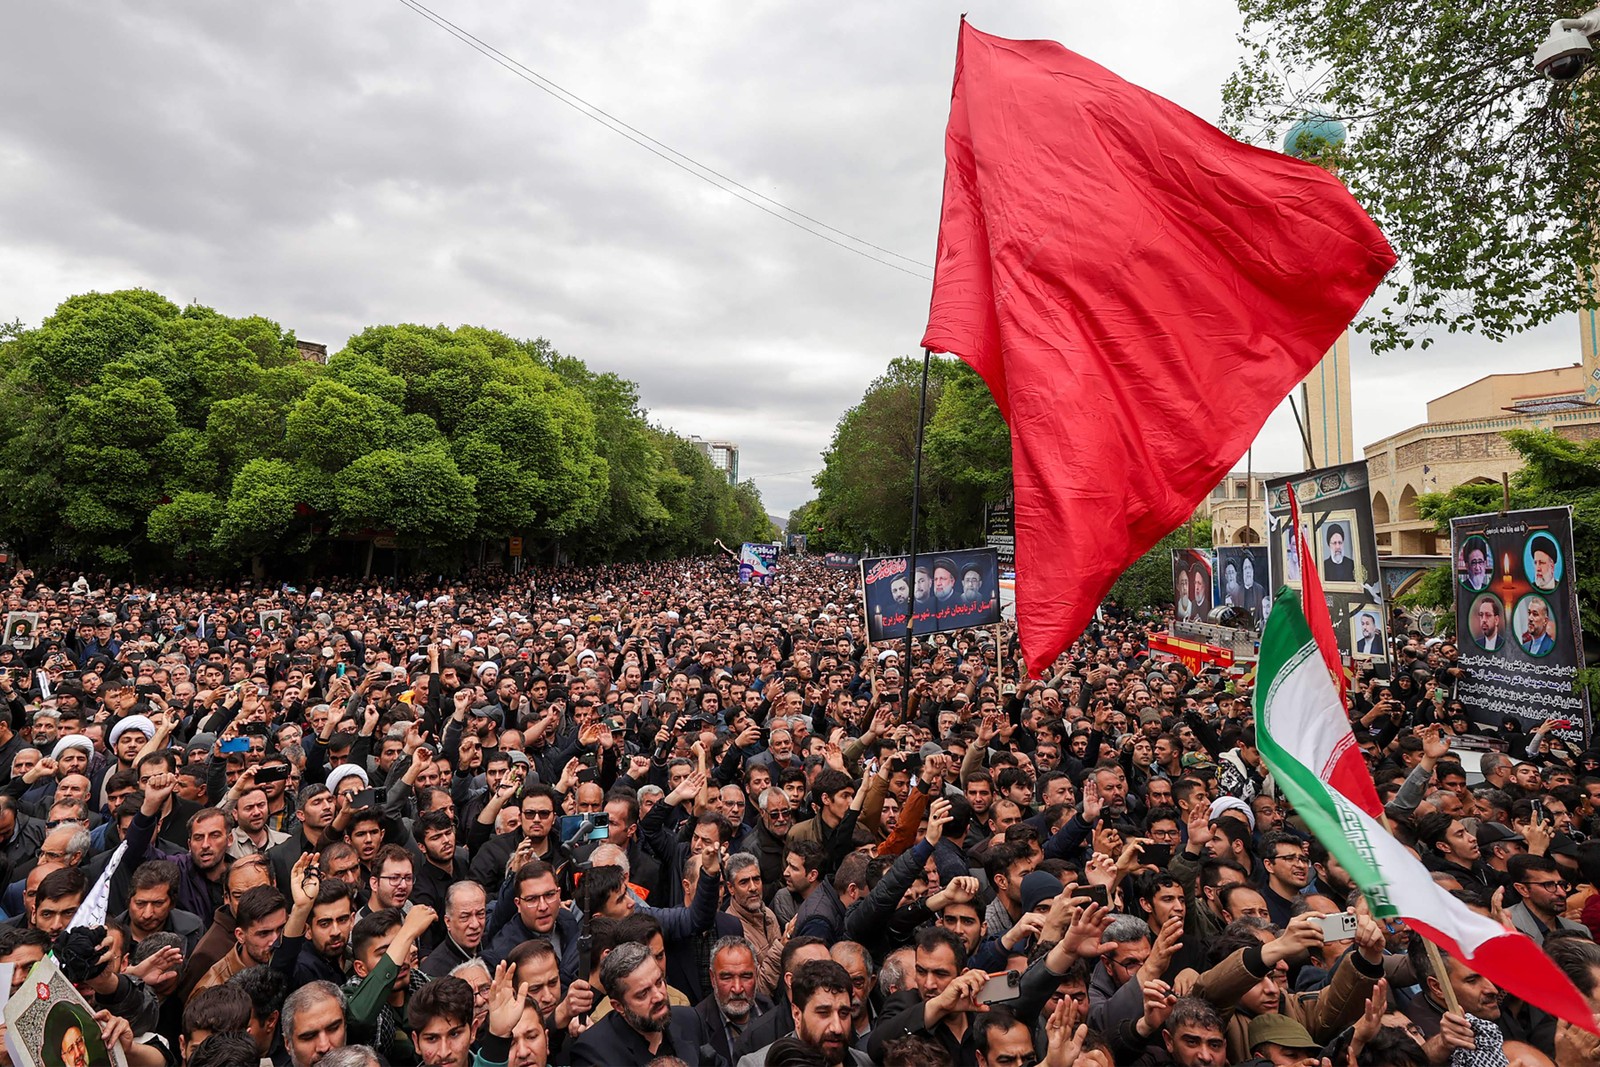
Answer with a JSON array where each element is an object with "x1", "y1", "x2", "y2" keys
[
  {"x1": 421, "y1": 880, "x2": 487, "y2": 978},
  {"x1": 1090, "y1": 915, "x2": 1154, "y2": 1008},
  {"x1": 313, "y1": 1046, "x2": 382, "y2": 1067},
  {"x1": 694, "y1": 935, "x2": 768, "y2": 1065},
  {"x1": 281, "y1": 980, "x2": 348, "y2": 1067},
  {"x1": 737, "y1": 787, "x2": 792, "y2": 904},
  {"x1": 565, "y1": 941, "x2": 711, "y2": 1065}
]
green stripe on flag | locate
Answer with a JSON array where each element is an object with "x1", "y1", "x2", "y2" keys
[{"x1": 1253, "y1": 587, "x2": 1399, "y2": 919}]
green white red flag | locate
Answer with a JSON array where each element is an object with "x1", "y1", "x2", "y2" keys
[{"x1": 1253, "y1": 581, "x2": 1599, "y2": 1033}]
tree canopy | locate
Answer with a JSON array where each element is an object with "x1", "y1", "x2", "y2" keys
[
  {"x1": 0, "y1": 290, "x2": 775, "y2": 575},
  {"x1": 1221, "y1": 2, "x2": 1600, "y2": 352},
  {"x1": 795, "y1": 356, "x2": 1013, "y2": 555}
]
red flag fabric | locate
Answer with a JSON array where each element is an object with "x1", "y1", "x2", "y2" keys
[{"x1": 922, "y1": 22, "x2": 1396, "y2": 676}]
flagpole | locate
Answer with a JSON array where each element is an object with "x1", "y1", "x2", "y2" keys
[{"x1": 903, "y1": 348, "x2": 933, "y2": 707}]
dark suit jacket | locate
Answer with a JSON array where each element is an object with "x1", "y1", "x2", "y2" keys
[
  {"x1": 694, "y1": 992, "x2": 771, "y2": 1067},
  {"x1": 733, "y1": 993, "x2": 794, "y2": 1060},
  {"x1": 565, "y1": 1005, "x2": 710, "y2": 1067}
]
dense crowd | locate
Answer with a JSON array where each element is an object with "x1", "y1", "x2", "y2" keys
[{"x1": 0, "y1": 557, "x2": 1595, "y2": 1067}]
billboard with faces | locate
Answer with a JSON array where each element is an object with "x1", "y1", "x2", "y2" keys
[
  {"x1": 1215, "y1": 546, "x2": 1271, "y2": 629},
  {"x1": 860, "y1": 547, "x2": 1001, "y2": 643},
  {"x1": 1266, "y1": 462, "x2": 1390, "y2": 679},
  {"x1": 1171, "y1": 548, "x2": 1218, "y2": 626},
  {"x1": 1450, "y1": 507, "x2": 1589, "y2": 746}
]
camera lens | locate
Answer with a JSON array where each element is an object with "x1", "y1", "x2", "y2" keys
[{"x1": 1547, "y1": 52, "x2": 1591, "y2": 81}]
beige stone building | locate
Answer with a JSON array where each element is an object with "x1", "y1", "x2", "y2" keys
[
  {"x1": 1204, "y1": 470, "x2": 1293, "y2": 546},
  {"x1": 1363, "y1": 365, "x2": 1600, "y2": 555}
]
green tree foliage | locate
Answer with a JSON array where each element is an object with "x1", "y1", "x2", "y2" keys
[
  {"x1": 1220, "y1": 3, "x2": 1600, "y2": 352},
  {"x1": 0, "y1": 290, "x2": 776, "y2": 574},
  {"x1": 1110, "y1": 520, "x2": 1214, "y2": 612},
  {"x1": 800, "y1": 356, "x2": 1013, "y2": 555},
  {"x1": 1416, "y1": 429, "x2": 1600, "y2": 642}
]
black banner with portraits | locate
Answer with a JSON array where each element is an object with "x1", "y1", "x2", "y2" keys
[
  {"x1": 1450, "y1": 507, "x2": 1589, "y2": 745},
  {"x1": 1266, "y1": 462, "x2": 1390, "y2": 679},
  {"x1": 860, "y1": 547, "x2": 1002, "y2": 642}
]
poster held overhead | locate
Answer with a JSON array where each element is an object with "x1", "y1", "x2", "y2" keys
[
  {"x1": 1170, "y1": 549, "x2": 1217, "y2": 626},
  {"x1": 2, "y1": 613, "x2": 38, "y2": 650},
  {"x1": 737, "y1": 543, "x2": 778, "y2": 585}
]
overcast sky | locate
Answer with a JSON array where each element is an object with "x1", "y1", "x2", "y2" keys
[{"x1": 0, "y1": 2, "x2": 1579, "y2": 518}]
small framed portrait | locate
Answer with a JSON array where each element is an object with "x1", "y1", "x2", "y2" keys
[
  {"x1": 1349, "y1": 608, "x2": 1385, "y2": 659},
  {"x1": 1513, "y1": 593, "x2": 1557, "y2": 658},
  {"x1": 1467, "y1": 594, "x2": 1508, "y2": 655},
  {"x1": 1456, "y1": 535, "x2": 1492, "y2": 592},
  {"x1": 1523, "y1": 533, "x2": 1563, "y2": 593},
  {"x1": 1318, "y1": 510, "x2": 1361, "y2": 587}
]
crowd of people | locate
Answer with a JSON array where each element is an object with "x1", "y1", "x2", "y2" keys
[{"x1": 0, "y1": 555, "x2": 1594, "y2": 1067}]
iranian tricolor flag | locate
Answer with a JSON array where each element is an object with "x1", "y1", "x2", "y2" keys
[{"x1": 1254, "y1": 578, "x2": 1598, "y2": 1032}]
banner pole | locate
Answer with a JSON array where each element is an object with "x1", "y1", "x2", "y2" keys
[{"x1": 903, "y1": 348, "x2": 934, "y2": 708}]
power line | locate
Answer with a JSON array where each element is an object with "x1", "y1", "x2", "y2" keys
[{"x1": 395, "y1": 0, "x2": 935, "y2": 281}]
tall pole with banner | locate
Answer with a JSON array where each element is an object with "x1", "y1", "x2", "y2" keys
[{"x1": 902, "y1": 348, "x2": 933, "y2": 708}]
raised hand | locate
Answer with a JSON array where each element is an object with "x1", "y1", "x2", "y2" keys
[
  {"x1": 485, "y1": 960, "x2": 529, "y2": 1037},
  {"x1": 1057, "y1": 901, "x2": 1116, "y2": 960},
  {"x1": 1080, "y1": 780, "x2": 1103, "y2": 825},
  {"x1": 1043, "y1": 996, "x2": 1089, "y2": 1067},
  {"x1": 1084, "y1": 851, "x2": 1118, "y2": 888},
  {"x1": 1185, "y1": 803, "x2": 1212, "y2": 851},
  {"x1": 1137, "y1": 978, "x2": 1176, "y2": 1037},
  {"x1": 290, "y1": 852, "x2": 321, "y2": 909},
  {"x1": 925, "y1": 798, "x2": 953, "y2": 846}
]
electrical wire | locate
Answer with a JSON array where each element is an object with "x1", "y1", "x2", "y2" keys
[{"x1": 395, "y1": 0, "x2": 935, "y2": 281}]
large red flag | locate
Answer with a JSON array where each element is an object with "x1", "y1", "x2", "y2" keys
[{"x1": 922, "y1": 22, "x2": 1396, "y2": 676}]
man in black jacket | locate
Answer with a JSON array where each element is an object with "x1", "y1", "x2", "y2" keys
[
  {"x1": 731, "y1": 936, "x2": 831, "y2": 1060},
  {"x1": 566, "y1": 940, "x2": 711, "y2": 1066}
]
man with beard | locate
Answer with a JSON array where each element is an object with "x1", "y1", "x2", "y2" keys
[
  {"x1": 269, "y1": 783, "x2": 338, "y2": 892},
  {"x1": 118, "y1": 859, "x2": 204, "y2": 955},
  {"x1": 695, "y1": 937, "x2": 770, "y2": 1065},
  {"x1": 226, "y1": 781, "x2": 288, "y2": 859},
  {"x1": 507, "y1": 939, "x2": 594, "y2": 1065},
  {"x1": 1402, "y1": 936, "x2": 1517, "y2": 1056},
  {"x1": 409, "y1": 809, "x2": 468, "y2": 940},
  {"x1": 181, "y1": 853, "x2": 273, "y2": 1002},
  {"x1": 344, "y1": 903, "x2": 439, "y2": 1061},
  {"x1": 126, "y1": 772, "x2": 230, "y2": 917},
  {"x1": 189, "y1": 884, "x2": 289, "y2": 997},
  {"x1": 736, "y1": 959, "x2": 867, "y2": 1067},
  {"x1": 566, "y1": 940, "x2": 710, "y2": 1066},
  {"x1": 289, "y1": 880, "x2": 357, "y2": 986},
  {"x1": 420, "y1": 881, "x2": 486, "y2": 978}
]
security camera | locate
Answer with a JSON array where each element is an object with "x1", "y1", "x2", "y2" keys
[{"x1": 1535, "y1": 13, "x2": 1600, "y2": 82}]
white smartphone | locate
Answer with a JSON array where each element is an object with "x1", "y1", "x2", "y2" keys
[
  {"x1": 1316, "y1": 912, "x2": 1358, "y2": 941},
  {"x1": 977, "y1": 969, "x2": 1022, "y2": 1004}
]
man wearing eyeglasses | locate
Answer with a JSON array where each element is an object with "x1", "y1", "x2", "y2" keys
[
  {"x1": 483, "y1": 859, "x2": 580, "y2": 983},
  {"x1": 1258, "y1": 832, "x2": 1312, "y2": 927},
  {"x1": 1506, "y1": 854, "x2": 1587, "y2": 945},
  {"x1": 361, "y1": 845, "x2": 416, "y2": 921}
]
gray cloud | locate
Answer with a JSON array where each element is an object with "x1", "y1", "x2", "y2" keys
[{"x1": 0, "y1": 1, "x2": 1572, "y2": 521}]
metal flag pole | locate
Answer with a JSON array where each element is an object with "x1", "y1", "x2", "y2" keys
[{"x1": 903, "y1": 348, "x2": 934, "y2": 708}]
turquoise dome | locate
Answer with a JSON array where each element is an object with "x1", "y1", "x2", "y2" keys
[{"x1": 1283, "y1": 113, "x2": 1348, "y2": 158}]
